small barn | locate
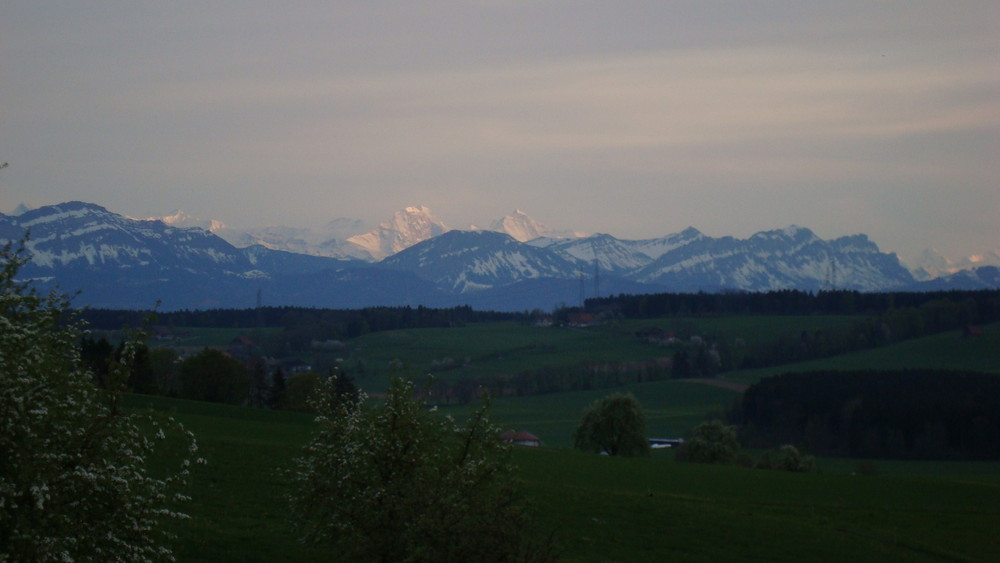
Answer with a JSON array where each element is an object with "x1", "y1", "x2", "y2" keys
[
  {"x1": 500, "y1": 429, "x2": 541, "y2": 447},
  {"x1": 963, "y1": 325, "x2": 984, "y2": 338}
]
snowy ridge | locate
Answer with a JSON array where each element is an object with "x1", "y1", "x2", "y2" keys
[
  {"x1": 3, "y1": 201, "x2": 990, "y2": 311},
  {"x1": 0, "y1": 202, "x2": 367, "y2": 309},
  {"x1": 382, "y1": 230, "x2": 579, "y2": 293}
]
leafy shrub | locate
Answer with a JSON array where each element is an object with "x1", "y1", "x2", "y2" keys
[{"x1": 774, "y1": 445, "x2": 816, "y2": 472}]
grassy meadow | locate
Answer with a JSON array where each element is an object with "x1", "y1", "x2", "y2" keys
[
  {"x1": 125, "y1": 318, "x2": 1000, "y2": 561},
  {"x1": 126, "y1": 390, "x2": 1000, "y2": 562}
]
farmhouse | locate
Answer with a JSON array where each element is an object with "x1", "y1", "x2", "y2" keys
[{"x1": 500, "y1": 429, "x2": 541, "y2": 447}]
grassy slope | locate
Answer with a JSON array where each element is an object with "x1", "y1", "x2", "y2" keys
[
  {"x1": 516, "y1": 448, "x2": 1000, "y2": 562},
  {"x1": 124, "y1": 395, "x2": 327, "y2": 562},
  {"x1": 127, "y1": 388, "x2": 1000, "y2": 562},
  {"x1": 724, "y1": 321, "x2": 1000, "y2": 387}
]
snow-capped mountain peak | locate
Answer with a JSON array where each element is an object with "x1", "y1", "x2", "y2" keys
[
  {"x1": 489, "y1": 210, "x2": 584, "y2": 242},
  {"x1": 346, "y1": 206, "x2": 449, "y2": 260},
  {"x1": 489, "y1": 210, "x2": 548, "y2": 242},
  {"x1": 143, "y1": 209, "x2": 227, "y2": 233},
  {"x1": 751, "y1": 225, "x2": 819, "y2": 243}
]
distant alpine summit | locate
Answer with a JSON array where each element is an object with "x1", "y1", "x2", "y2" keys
[
  {"x1": 347, "y1": 206, "x2": 449, "y2": 261},
  {"x1": 908, "y1": 247, "x2": 1000, "y2": 281},
  {"x1": 486, "y1": 210, "x2": 582, "y2": 242},
  {"x1": 3, "y1": 201, "x2": 995, "y2": 311}
]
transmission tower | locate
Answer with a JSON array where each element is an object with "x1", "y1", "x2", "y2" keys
[
  {"x1": 254, "y1": 288, "x2": 263, "y2": 352},
  {"x1": 591, "y1": 239, "x2": 601, "y2": 299}
]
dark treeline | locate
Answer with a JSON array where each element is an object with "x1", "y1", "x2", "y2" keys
[
  {"x1": 588, "y1": 289, "x2": 1000, "y2": 319},
  {"x1": 731, "y1": 370, "x2": 1000, "y2": 460},
  {"x1": 79, "y1": 332, "x2": 359, "y2": 412},
  {"x1": 81, "y1": 305, "x2": 526, "y2": 338}
]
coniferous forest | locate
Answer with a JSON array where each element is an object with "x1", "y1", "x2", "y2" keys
[{"x1": 732, "y1": 369, "x2": 1000, "y2": 460}]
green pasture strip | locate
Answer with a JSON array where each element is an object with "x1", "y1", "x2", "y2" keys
[
  {"x1": 725, "y1": 321, "x2": 1000, "y2": 387},
  {"x1": 604, "y1": 314, "x2": 861, "y2": 347},
  {"x1": 514, "y1": 448, "x2": 1000, "y2": 562},
  {"x1": 346, "y1": 316, "x2": 862, "y2": 392},
  {"x1": 478, "y1": 379, "x2": 738, "y2": 449}
]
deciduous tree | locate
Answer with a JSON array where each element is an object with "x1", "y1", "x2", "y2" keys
[
  {"x1": 573, "y1": 393, "x2": 650, "y2": 457},
  {"x1": 179, "y1": 347, "x2": 248, "y2": 404},
  {"x1": 677, "y1": 419, "x2": 741, "y2": 464}
]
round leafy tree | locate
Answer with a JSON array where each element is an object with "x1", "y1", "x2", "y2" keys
[
  {"x1": 677, "y1": 419, "x2": 741, "y2": 464},
  {"x1": 0, "y1": 241, "x2": 198, "y2": 562},
  {"x1": 289, "y1": 376, "x2": 556, "y2": 562},
  {"x1": 573, "y1": 392, "x2": 650, "y2": 457}
]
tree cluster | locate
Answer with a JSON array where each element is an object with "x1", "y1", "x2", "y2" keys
[
  {"x1": 81, "y1": 304, "x2": 523, "y2": 338},
  {"x1": 732, "y1": 369, "x2": 1000, "y2": 460},
  {"x1": 676, "y1": 420, "x2": 816, "y2": 472},
  {"x1": 591, "y1": 289, "x2": 1000, "y2": 321},
  {"x1": 433, "y1": 359, "x2": 674, "y2": 405}
]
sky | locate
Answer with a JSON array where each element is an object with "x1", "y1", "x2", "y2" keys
[{"x1": 2, "y1": 1, "x2": 997, "y2": 263}]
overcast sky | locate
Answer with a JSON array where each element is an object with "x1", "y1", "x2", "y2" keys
[{"x1": 2, "y1": 1, "x2": 997, "y2": 262}]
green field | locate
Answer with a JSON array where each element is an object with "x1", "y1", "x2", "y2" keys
[
  {"x1": 123, "y1": 317, "x2": 1000, "y2": 561},
  {"x1": 342, "y1": 315, "x2": 861, "y2": 391},
  {"x1": 124, "y1": 392, "x2": 1000, "y2": 562}
]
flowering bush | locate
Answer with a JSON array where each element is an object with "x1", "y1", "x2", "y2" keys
[
  {"x1": 0, "y1": 241, "x2": 198, "y2": 562},
  {"x1": 290, "y1": 376, "x2": 556, "y2": 562}
]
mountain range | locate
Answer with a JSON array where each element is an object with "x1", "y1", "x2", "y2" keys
[{"x1": 2, "y1": 201, "x2": 997, "y2": 312}]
